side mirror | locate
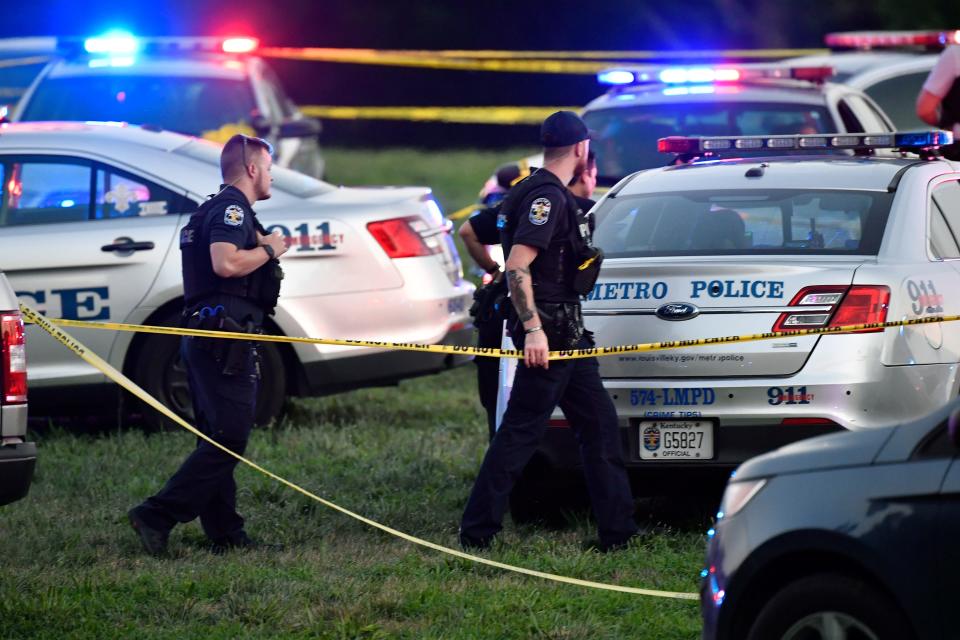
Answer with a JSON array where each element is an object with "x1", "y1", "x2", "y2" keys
[
  {"x1": 279, "y1": 117, "x2": 321, "y2": 139},
  {"x1": 250, "y1": 113, "x2": 271, "y2": 137}
]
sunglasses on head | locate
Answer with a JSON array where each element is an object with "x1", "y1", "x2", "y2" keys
[{"x1": 240, "y1": 134, "x2": 274, "y2": 168}]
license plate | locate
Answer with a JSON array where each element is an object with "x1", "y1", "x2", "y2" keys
[{"x1": 639, "y1": 420, "x2": 714, "y2": 460}]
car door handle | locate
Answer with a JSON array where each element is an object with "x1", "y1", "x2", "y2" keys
[{"x1": 101, "y1": 238, "x2": 155, "y2": 252}]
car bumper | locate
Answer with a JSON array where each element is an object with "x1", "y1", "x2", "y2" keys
[
  {"x1": 0, "y1": 441, "x2": 36, "y2": 506},
  {"x1": 300, "y1": 324, "x2": 474, "y2": 394},
  {"x1": 536, "y1": 421, "x2": 840, "y2": 481}
]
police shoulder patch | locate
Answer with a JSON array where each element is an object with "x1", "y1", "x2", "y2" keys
[
  {"x1": 224, "y1": 204, "x2": 244, "y2": 227},
  {"x1": 529, "y1": 197, "x2": 552, "y2": 226}
]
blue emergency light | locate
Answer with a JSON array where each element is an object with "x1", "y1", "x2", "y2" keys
[
  {"x1": 657, "y1": 131, "x2": 953, "y2": 155},
  {"x1": 84, "y1": 31, "x2": 139, "y2": 55}
]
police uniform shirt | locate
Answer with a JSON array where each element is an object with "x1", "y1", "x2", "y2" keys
[
  {"x1": 182, "y1": 185, "x2": 262, "y2": 321},
  {"x1": 504, "y1": 171, "x2": 578, "y2": 303},
  {"x1": 468, "y1": 207, "x2": 501, "y2": 246}
]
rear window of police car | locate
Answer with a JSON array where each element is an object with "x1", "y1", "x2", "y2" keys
[
  {"x1": 594, "y1": 189, "x2": 892, "y2": 257},
  {"x1": 175, "y1": 141, "x2": 333, "y2": 199}
]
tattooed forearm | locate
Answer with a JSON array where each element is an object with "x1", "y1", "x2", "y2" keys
[{"x1": 507, "y1": 267, "x2": 535, "y2": 322}]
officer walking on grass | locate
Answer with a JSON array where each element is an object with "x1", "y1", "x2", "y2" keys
[
  {"x1": 459, "y1": 112, "x2": 639, "y2": 552},
  {"x1": 128, "y1": 134, "x2": 288, "y2": 556},
  {"x1": 460, "y1": 153, "x2": 598, "y2": 441}
]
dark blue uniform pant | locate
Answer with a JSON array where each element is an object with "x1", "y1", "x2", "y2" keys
[
  {"x1": 461, "y1": 335, "x2": 637, "y2": 547},
  {"x1": 474, "y1": 318, "x2": 503, "y2": 442},
  {"x1": 138, "y1": 337, "x2": 257, "y2": 543}
]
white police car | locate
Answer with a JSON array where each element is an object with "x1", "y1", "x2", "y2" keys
[
  {"x1": 515, "y1": 130, "x2": 960, "y2": 517},
  {"x1": 787, "y1": 31, "x2": 960, "y2": 131},
  {"x1": 8, "y1": 33, "x2": 325, "y2": 178},
  {"x1": 0, "y1": 122, "x2": 473, "y2": 427},
  {"x1": 506, "y1": 63, "x2": 894, "y2": 190}
]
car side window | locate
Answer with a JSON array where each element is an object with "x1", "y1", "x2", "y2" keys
[
  {"x1": 837, "y1": 99, "x2": 864, "y2": 133},
  {"x1": 912, "y1": 424, "x2": 956, "y2": 460},
  {"x1": 931, "y1": 181, "x2": 960, "y2": 259},
  {"x1": 261, "y1": 65, "x2": 297, "y2": 119},
  {"x1": 843, "y1": 95, "x2": 888, "y2": 132},
  {"x1": 0, "y1": 157, "x2": 92, "y2": 227},
  {"x1": 94, "y1": 165, "x2": 193, "y2": 219}
]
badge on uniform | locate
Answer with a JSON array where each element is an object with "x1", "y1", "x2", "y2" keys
[
  {"x1": 224, "y1": 204, "x2": 244, "y2": 227},
  {"x1": 529, "y1": 198, "x2": 551, "y2": 225}
]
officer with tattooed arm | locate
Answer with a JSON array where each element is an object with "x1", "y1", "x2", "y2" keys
[
  {"x1": 459, "y1": 112, "x2": 639, "y2": 552},
  {"x1": 128, "y1": 134, "x2": 288, "y2": 556}
]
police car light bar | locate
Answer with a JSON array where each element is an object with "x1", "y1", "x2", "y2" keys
[
  {"x1": 72, "y1": 34, "x2": 259, "y2": 57},
  {"x1": 825, "y1": 30, "x2": 960, "y2": 50},
  {"x1": 598, "y1": 64, "x2": 834, "y2": 86},
  {"x1": 657, "y1": 130, "x2": 954, "y2": 155}
]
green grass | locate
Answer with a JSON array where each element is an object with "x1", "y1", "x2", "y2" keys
[
  {"x1": 323, "y1": 147, "x2": 537, "y2": 217},
  {"x1": 2, "y1": 367, "x2": 705, "y2": 639}
]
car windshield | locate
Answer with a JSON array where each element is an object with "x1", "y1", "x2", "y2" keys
[
  {"x1": 20, "y1": 75, "x2": 257, "y2": 137},
  {"x1": 174, "y1": 140, "x2": 333, "y2": 199},
  {"x1": 583, "y1": 102, "x2": 833, "y2": 181},
  {"x1": 594, "y1": 189, "x2": 892, "y2": 257}
]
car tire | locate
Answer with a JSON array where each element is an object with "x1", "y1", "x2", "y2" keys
[
  {"x1": 508, "y1": 459, "x2": 588, "y2": 527},
  {"x1": 746, "y1": 573, "x2": 914, "y2": 640},
  {"x1": 129, "y1": 312, "x2": 287, "y2": 430}
]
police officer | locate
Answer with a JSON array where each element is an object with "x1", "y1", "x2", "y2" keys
[
  {"x1": 568, "y1": 150, "x2": 598, "y2": 211},
  {"x1": 459, "y1": 202, "x2": 505, "y2": 441},
  {"x1": 917, "y1": 42, "x2": 960, "y2": 159},
  {"x1": 459, "y1": 112, "x2": 639, "y2": 552},
  {"x1": 128, "y1": 134, "x2": 288, "y2": 556}
]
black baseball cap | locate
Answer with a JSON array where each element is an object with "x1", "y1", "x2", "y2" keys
[{"x1": 540, "y1": 110, "x2": 590, "y2": 148}]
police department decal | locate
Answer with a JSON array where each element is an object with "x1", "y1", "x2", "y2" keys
[
  {"x1": 642, "y1": 424, "x2": 661, "y2": 452},
  {"x1": 224, "y1": 204, "x2": 244, "y2": 227},
  {"x1": 529, "y1": 198, "x2": 551, "y2": 225}
]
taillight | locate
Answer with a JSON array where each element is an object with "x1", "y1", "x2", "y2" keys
[
  {"x1": 830, "y1": 286, "x2": 890, "y2": 331},
  {"x1": 367, "y1": 216, "x2": 441, "y2": 259},
  {"x1": 773, "y1": 285, "x2": 890, "y2": 334},
  {"x1": 1, "y1": 311, "x2": 27, "y2": 404}
]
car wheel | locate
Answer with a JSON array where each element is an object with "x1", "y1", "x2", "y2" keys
[
  {"x1": 129, "y1": 312, "x2": 287, "y2": 430},
  {"x1": 509, "y1": 459, "x2": 588, "y2": 526},
  {"x1": 746, "y1": 573, "x2": 914, "y2": 640}
]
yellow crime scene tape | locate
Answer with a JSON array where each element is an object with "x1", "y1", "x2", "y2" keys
[
  {"x1": 300, "y1": 105, "x2": 577, "y2": 125},
  {"x1": 19, "y1": 301, "x2": 698, "y2": 601},
  {"x1": 259, "y1": 47, "x2": 829, "y2": 73},
  {"x1": 260, "y1": 48, "x2": 611, "y2": 74},
  {"x1": 448, "y1": 204, "x2": 479, "y2": 221},
  {"x1": 332, "y1": 48, "x2": 831, "y2": 60},
  {"x1": 38, "y1": 310, "x2": 960, "y2": 361}
]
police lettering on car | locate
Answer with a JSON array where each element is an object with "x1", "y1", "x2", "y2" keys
[
  {"x1": 128, "y1": 134, "x2": 288, "y2": 556},
  {"x1": 459, "y1": 112, "x2": 640, "y2": 553}
]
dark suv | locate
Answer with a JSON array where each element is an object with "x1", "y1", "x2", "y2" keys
[
  {"x1": 0, "y1": 271, "x2": 34, "y2": 505},
  {"x1": 702, "y1": 395, "x2": 960, "y2": 639}
]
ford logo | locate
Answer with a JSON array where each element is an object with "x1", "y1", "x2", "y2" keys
[{"x1": 656, "y1": 302, "x2": 700, "y2": 321}]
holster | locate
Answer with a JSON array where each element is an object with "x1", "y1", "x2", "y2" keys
[
  {"x1": 182, "y1": 306, "x2": 260, "y2": 376},
  {"x1": 469, "y1": 278, "x2": 508, "y2": 328},
  {"x1": 509, "y1": 301, "x2": 583, "y2": 351}
]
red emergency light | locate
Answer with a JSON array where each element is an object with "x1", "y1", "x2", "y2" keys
[
  {"x1": 825, "y1": 30, "x2": 960, "y2": 50},
  {"x1": 222, "y1": 37, "x2": 259, "y2": 54}
]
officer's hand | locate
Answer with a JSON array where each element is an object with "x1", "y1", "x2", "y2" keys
[
  {"x1": 524, "y1": 330, "x2": 550, "y2": 369},
  {"x1": 263, "y1": 230, "x2": 290, "y2": 258}
]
